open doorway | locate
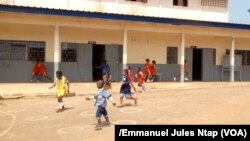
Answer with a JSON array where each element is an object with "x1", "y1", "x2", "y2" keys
[
  {"x1": 92, "y1": 44, "x2": 105, "y2": 81},
  {"x1": 192, "y1": 49, "x2": 202, "y2": 81}
]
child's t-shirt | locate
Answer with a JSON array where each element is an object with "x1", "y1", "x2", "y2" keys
[
  {"x1": 144, "y1": 62, "x2": 151, "y2": 74},
  {"x1": 94, "y1": 88, "x2": 111, "y2": 108},
  {"x1": 56, "y1": 76, "x2": 69, "y2": 89},
  {"x1": 120, "y1": 75, "x2": 131, "y2": 94},
  {"x1": 128, "y1": 70, "x2": 134, "y2": 82}
]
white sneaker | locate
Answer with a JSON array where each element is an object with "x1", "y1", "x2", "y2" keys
[
  {"x1": 173, "y1": 77, "x2": 176, "y2": 81},
  {"x1": 185, "y1": 77, "x2": 189, "y2": 81}
]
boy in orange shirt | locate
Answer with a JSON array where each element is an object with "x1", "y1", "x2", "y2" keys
[
  {"x1": 39, "y1": 59, "x2": 53, "y2": 82},
  {"x1": 149, "y1": 60, "x2": 156, "y2": 82},
  {"x1": 136, "y1": 67, "x2": 146, "y2": 92},
  {"x1": 30, "y1": 59, "x2": 40, "y2": 82},
  {"x1": 144, "y1": 59, "x2": 151, "y2": 82}
]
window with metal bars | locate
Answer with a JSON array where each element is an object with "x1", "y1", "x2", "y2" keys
[
  {"x1": 0, "y1": 40, "x2": 45, "y2": 61},
  {"x1": 167, "y1": 47, "x2": 178, "y2": 64},
  {"x1": 28, "y1": 42, "x2": 45, "y2": 61},
  {"x1": 61, "y1": 42, "x2": 77, "y2": 62},
  {"x1": 201, "y1": 0, "x2": 227, "y2": 8}
]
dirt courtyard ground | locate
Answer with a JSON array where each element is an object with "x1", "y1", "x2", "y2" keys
[{"x1": 1, "y1": 83, "x2": 250, "y2": 141}]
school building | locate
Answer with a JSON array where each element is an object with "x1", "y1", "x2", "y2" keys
[{"x1": 0, "y1": 0, "x2": 250, "y2": 82}]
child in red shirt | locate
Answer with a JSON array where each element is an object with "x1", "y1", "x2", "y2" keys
[
  {"x1": 149, "y1": 60, "x2": 156, "y2": 82},
  {"x1": 144, "y1": 58, "x2": 151, "y2": 82},
  {"x1": 39, "y1": 59, "x2": 53, "y2": 82},
  {"x1": 30, "y1": 59, "x2": 40, "y2": 82},
  {"x1": 136, "y1": 67, "x2": 146, "y2": 92}
]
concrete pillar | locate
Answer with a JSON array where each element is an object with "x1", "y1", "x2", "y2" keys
[
  {"x1": 123, "y1": 29, "x2": 128, "y2": 70},
  {"x1": 116, "y1": 0, "x2": 119, "y2": 13},
  {"x1": 230, "y1": 37, "x2": 235, "y2": 82},
  {"x1": 180, "y1": 33, "x2": 185, "y2": 83},
  {"x1": 54, "y1": 25, "x2": 60, "y2": 82}
]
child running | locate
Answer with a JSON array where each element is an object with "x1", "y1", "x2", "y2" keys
[
  {"x1": 127, "y1": 66, "x2": 138, "y2": 94},
  {"x1": 49, "y1": 71, "x2": 70, "y2": 112},
  {"x1": 30, "y1": 59, "x2": 40, "y2": 82},
  {"x1": 136, "y1": 67, "x2": 146, "y2": 92},
  {"x1": 144, "y1": 58, "x2": 151, "y2": 82},
  {"x1": 173, "y1": 59, "x2": 189, "y2": 81},
  {"x1": 86, "y1": 80, "x2": 116, "y2": 130},
  {"x1": 118, "y1": 69, "x2": 137, "y2": 107},
  {"x1": 39, "y1": 59, "x2": 53, "y2": 82},
  {"x1": 149, "y1": 60, "x2": 156, "y2": 82}
]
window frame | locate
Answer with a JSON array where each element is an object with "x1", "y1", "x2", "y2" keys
[
  {"x1": 61, "y1": 42, "x2": 78, "y2": 62},
  {"x1": 167, "y1": 46, "x2": 178, "y2": 64},
  {"x1": 0, "y1": 40, "x2": 46, "y2": 61}
]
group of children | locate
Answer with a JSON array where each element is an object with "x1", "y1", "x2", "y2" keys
[
  {"x1": 144, "y1": 58, "x2": 156, "y2": 82},
  {"x1": 31, "y1": 58, "x2": 53, "y2": 82},
  {"x1": 50, "y1": 67, "x2": 144, "y2": 130},
  {"x1": 48, "y1": 58, "x2": 158, "y2": 130}
]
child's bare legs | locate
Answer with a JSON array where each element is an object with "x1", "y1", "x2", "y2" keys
[
  {"x1": 104, "y1": 116, "x2": 111, "y2": 126},
  {"x1": 138, "y1": 84, "x2": 146, "y2": 92},
  {"x1": 57, "y1": 96, "x2": 64, "y2": 110},
  {"x1": 184, "y1": 72, "x2": 188, "y2": 80},
  {"x1": 127, "y1": 95, "x2": 138, "y2": 105},
  {"x1": 144, "y1": 74, "x2": 149, "y2": 82},
  {"x1": 45, "y1": 75, "x2": 53, "y2": 82},
  {"x1": 119, "y1": 97, "x2": 124, "y2": 107},
  {"x1": 30, "y1": 74, "x2": 37, "y2": 82},
  {"x1": 150, "y1": 74, "x2": 155, "y2": 82}
]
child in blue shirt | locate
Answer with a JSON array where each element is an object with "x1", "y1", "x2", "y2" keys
[
  {"x1": 118, "y1": 69, "x2": 138, "y2": 107},
  {"x1": 86, "y1": 80, "x2": 116, "y2": 130}
]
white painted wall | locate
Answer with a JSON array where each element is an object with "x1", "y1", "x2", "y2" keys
[{"x1": 0, "y1": 0, "x2": 228, "y2": 22}]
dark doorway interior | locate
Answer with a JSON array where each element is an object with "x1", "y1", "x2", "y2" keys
[
  {"x1": 192, "y1": 49, "x2": 202, "y2": 81},
  {"x1": 93, "y1": 44, "x2": 105, "y2": 81}
]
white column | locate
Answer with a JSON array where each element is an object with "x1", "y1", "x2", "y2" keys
[
  {"x1": 116, "y1": 0, "x2": 119, "y2": 13},
  {"x1": 230, "y1": 37, "x2": 235, "y2": 82},
  {"x1": 180, "y1": 33, "x2": 185, "y2": 83},
  {"x1": 123, "y1": 29, "x2": 128, "y2": 70},
  {"x1": 54, "y1": 25, "x2": 60, "y2": 82}
]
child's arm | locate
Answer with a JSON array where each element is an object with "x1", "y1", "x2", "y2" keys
[
  {"x1": 48, "y1": 83, "x2": 56, "y2": 89},
  {"x1": 108, "y1": 97, "x2": 116, "y2": 106}
]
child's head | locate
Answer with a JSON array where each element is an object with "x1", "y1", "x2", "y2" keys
[
  {"x1": 35, "y1": 59, "x2": 39, "y2": 64},
  {"x1": 137, "y1": 67, "x2": 141, "y2": 72},
  {"x1": 96, "y1": 80, "x2": 104, "y2": 89},
  {"x1": 122, "y1": 69, "x2": 128, "y2": 76},
  {"x1": 152, "y1": 60, "x2": 156, "y2": 64},
  {"x1": 184, "y1": 59, "x2": 187, "y2": 64},
  {"x1": 39, "y1": 58, "x2": 43, "y2": 62},
  {"x1": 128, "y1": 66, "x2": 132, "y2": 70},
  {"x1": 103, "y1": 60, "x2": 107, "y2": 64},
  {"x1": 146, "y1": 58, "x2": 150, "y2": 63},
  {"x1": 56, "y1": 71, "x2": 62, "y2": 79}
]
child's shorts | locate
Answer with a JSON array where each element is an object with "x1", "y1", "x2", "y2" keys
[
  {"x1": 57, "y1": 88, "x2": 66, "y2": 97},
  {"x1": 120, "y1": 93, "x2": 132, "y2": 98},
  {"x1": 96, "y1": 106, "x2": 108, "y2": 119}
]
